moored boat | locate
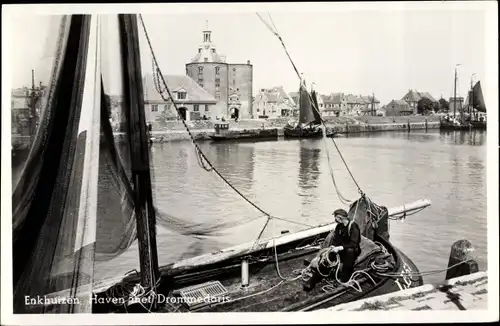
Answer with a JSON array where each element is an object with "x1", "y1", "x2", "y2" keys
[
  {"x1": 440, "y1": 66, "x2": 487, "y2": 131},
  {"x1": 92, "y1": 197, "x2": 429, "y2": 313},
  {"x1": 284, "y1": 81, "x2": 336, "y2": 139},
  {"x1": 209, "y1": 121, "x2": 279, "y2": 142}
]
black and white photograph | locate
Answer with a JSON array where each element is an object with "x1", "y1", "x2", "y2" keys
[{"x1": 1, "y1": 2, "x2": 498, "y2": 324}]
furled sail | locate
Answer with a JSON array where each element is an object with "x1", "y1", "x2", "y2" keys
[
  {"x1": 472, "y1": 81, "x2": 486, "y2": 113},
  {"x1": 11, "y1": 14, "x2": 162, "y2": 313},
  {"x1": 12, "y1": 14, "x2": 99, "y2": 313},
  {"x1": 11, "y1": 13, "x2": 274, "y2": 313}
]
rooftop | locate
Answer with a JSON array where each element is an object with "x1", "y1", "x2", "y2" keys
[{"x1": 143, "y1": 74, "x2": 217, "y2": 103}]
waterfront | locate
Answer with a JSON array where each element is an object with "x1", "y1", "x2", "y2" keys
[{"x1": 83, "y1": 129, "x2": 486, "y2": 285}]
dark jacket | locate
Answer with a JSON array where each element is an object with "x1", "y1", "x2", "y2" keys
[{"x1": 321, "y1": 221, "x2": 361, "y2": 252}]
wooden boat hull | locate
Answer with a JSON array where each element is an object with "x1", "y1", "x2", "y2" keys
[
  {"x1": 92, "y1": 200, "x2": 431, "y2": 313},
  {"x1": 469, "y1": 121, "x2": 487, "y2": 130},
  {"x1": 210, "y1": 129, "x2": 279, "y2": 141},
  {"x1": 94, "y1": 228, "x2": 423, "y2": 313},
  {"x1": 283, "y1": 126, "x2": 336, "y2": 138},
  {"x1": 440, "y1": 120, "x2": 486, "y2": 131}
]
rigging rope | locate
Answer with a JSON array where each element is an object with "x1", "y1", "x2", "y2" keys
[
  {"x1": 255, "y1": 12, "x2": 364, "y2": 196},
  {"x1": 138, "y1": 15, "x2": 312, "y2": 243}
]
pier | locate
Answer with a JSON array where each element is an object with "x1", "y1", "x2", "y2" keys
[{"x1": 325, "y1": 271, "x2": 488, "y2": 311}]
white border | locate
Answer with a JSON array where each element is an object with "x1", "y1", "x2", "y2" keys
[{"x1": 2, "y1": 2, "x2": 498, "y2": 325}]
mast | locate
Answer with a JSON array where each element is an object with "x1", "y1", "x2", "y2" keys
[
  {"x1": 30, "y1": 69, "x2": 36, "y2": 145},
  {"x1": 453, "y1": 65, "x2": 457, "y2": 119},
  {"x1": 371, "y1": 92, "x2": 375, "y2": 116},
  {"x1": 119, "y1": 14, "x2": 160, "y2": 297},
  {"x1": 470, "y1": 74, "x2": 475, "y2": 119}
]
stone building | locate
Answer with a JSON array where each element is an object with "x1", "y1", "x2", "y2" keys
[
  {"x1": 142, "y1": 74, "x2": 217, "y2": 122},
  {"x1": 401, "y1": 89, "x2": 436, "y2": 114},
  {"x1": 254, "y1": 86, "x2": 295, "y2": 118},
  {"x1": 385, "y1": 99, "x2": 413, "y2": 116},
  {"x1": 321, "y1": 93, "x2": 346, "y2": 116},
  {"x1": 185, "y1": 23, "x2": 253, "y2": 120}
]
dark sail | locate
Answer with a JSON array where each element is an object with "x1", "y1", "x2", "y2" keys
[
  {"x1": 472, "y1": 81, "x2": 486, "y2": 113},
  {"x1": 298, "y1": 83, "x2": 321, "y2": 125},
  {"x1": 310, "y1": 90, "x2": 322, "y2": 125}
]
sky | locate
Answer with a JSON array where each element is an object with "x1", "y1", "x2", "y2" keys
[{"x1": 5, "y1": 2, "x2": 494, "y2": 105}]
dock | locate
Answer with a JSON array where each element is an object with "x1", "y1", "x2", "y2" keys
[{"x1": 325, "y1": 271, "x2": 488, "y2": 311}]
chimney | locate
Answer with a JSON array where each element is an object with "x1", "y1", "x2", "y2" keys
[{"x1": 247, "y1": 60, "x2": 251, "y2": 64}]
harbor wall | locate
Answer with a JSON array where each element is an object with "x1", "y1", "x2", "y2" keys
[{"x1": 139, "y1": 121, "x2": 441, "y2": 143}]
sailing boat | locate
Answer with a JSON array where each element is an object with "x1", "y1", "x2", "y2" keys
[
  {"x1": 440, "y1": 66, "x2": 486, "y2": 130},
  {"x1": 283, "y1": 79, "x2": 336, "y2": 138},
  {"x1": 12, "y1": 13, "x2": 442, "y2": 314},
  {"x1": 466, "y1": 80, "x2": 487, "y2": 130}
]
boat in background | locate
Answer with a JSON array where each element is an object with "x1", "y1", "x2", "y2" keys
[
  {"x1": 209, "y1": 120, "x2": 279, "y2": 142},
  {"x1": 284, "y1": 80, "x2": 336, "y2": 138},
  {"x1": 441, "y1": 67, "x2": 487, "y2": 131},
  {"x1": 466, "y1": 80, "x2": 487, "y2": 130}
]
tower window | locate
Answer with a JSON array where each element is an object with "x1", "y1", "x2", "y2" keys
[
  {"x1": 198, "y1": 66, "x2": 203, "y2": 74},
  {"x1": 198, "y1": 49, "x2": 201, "y2": 53},
  {"x1": 211, "y1": 49, "x2": 215, "y2": 53},
  {"x1": 215, "y1": 67, "x2": 220, "y2": 75},
  {"x1": 204, "y1": 58, "x2": 208, "y2": 62}
]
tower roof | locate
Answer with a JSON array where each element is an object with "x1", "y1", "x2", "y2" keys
[{"x1": 190, "y1": 21, "x2": 224, "y2": 63}]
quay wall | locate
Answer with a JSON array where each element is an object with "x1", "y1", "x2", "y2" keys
[
  {"x1": 136, "y1": 120, "x2": 441, "y2": 143},
  {"x1": 325, "y1": 271, "x2": 488, "y2": 312}
]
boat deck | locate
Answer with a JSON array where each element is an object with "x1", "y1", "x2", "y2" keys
[{"x1": 160, "y1": 241, "x2": 390, "y2": 312}]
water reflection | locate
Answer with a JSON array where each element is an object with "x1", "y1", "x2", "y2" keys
[
  {"x1": 210, "y1": 143, "x2": 255, "y2": 193},
  {"x1": 298, "y1": 140, "x2": 321, "y2": 191},
  {"x1": 440, "y1": 130, "x2": 486, "y2": 146}
]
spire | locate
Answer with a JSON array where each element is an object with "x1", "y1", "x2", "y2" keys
[{"x1": 203, "y1": 20, "x2": 211, "y2": 43}]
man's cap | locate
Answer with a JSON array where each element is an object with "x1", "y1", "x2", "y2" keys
[{"x1": 333, "y1": 209, "x2": 348, "y2": 218}]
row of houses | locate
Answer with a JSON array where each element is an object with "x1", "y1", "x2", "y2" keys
[
  {"x1": 252, "y1": 88, "x2": 382, "y2": 119},
  {"x1": 252, "y1": 87, "x2": 448, "y2": 118}
]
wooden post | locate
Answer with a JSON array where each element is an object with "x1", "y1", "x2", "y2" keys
[
  {"x1": 445, "y1": 240, "x2": 479, "y2": 280},
  {"x1": 425, "y1": 118, "x2": 428, "y2": 131},
  {"x1": 345, "y1": 121, "x2": 349, "y2": 134},
  {"x1": 407, "y1": 119, "x2": 411, "y2": 132}
]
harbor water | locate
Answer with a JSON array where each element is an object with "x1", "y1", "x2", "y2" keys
[{"x1": 12, "y1": 129, "x2": 488, "y2": 285}]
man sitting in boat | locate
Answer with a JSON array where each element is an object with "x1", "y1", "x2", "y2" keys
[{"x1": 302, "y1": 209, "x2": 361, "y2": 291}]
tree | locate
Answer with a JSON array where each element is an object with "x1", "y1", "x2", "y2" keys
[
  {"x1": 417, "y1": 97, "x2": 434, "y2": 115},
  {"x1": 438, "y1": 98, "x2": 449, "y2": 111},
  {"x1": 432, "y1": 101, "x2": 440, "y2": 113}
]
